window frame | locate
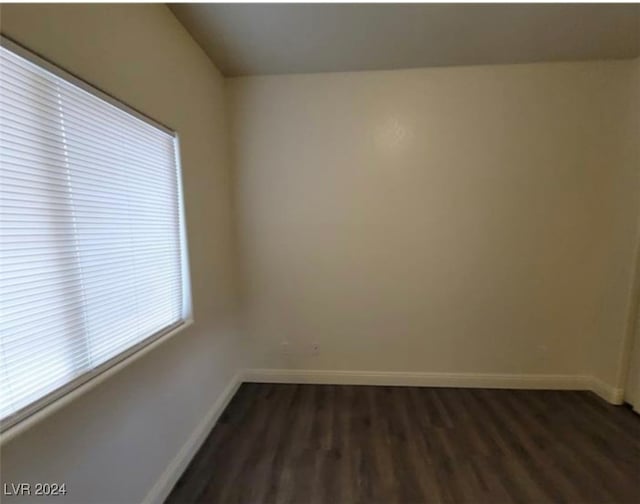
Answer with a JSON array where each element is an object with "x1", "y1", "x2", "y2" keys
[{"x1": 0, "y1": 36, "x2": 193, "y2": 442}]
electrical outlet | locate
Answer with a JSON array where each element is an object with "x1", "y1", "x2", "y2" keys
[
  {"x1": 311, "y1": 342, "x2": 320, "y2": 356},
  {"x1": 280, "y1": 340, "x2": 291, "y2": 356}
]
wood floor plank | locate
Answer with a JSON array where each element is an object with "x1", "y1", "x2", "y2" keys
[{"x1": 166, "y1": 384, "x2": 640, "y2": 504}]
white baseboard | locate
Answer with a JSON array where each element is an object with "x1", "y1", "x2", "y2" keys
[
  {"x1": 143, "y1": 367, "x2": 625, "y2": 504},
  {"x1": 143, "y1": 370, "x2": 243, "y2": 504},
  {"x1": 244, "y1": 368, "x2": 590, "y2": 390},
  {"x1": 588, "y1": 376, "x2": 625, "y2": 405},
  {"x1": 244, "y1": 368, "x2": 621, "y2": 404}
]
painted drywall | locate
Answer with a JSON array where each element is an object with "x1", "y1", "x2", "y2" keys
[
  {"x1": 171, "y1": 3, "x2": 640, "y2": 77},
  {"x1": 0, "y1": 4, "x2": 243, "y2": 503},
  {"x1": 0, "y1": 6, "x2": 638, "y2": 501},
  {"x1": 586, "y1": 56, "x2": 640, "y2": 391},
  {"x1": 619, "y1": 58, "x2": 640, "y2": 402},
  {"x1": 228, "y1": 60, "x2": 640, "y2": 389}
]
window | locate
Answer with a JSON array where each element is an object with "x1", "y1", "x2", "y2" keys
[{"x1": 0, "y1": 38, "x2": 192, "y2": 431}]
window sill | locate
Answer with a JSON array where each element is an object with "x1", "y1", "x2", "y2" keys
[{"x1": 0, "y1": 318, "x2": 194, "y2": 445}]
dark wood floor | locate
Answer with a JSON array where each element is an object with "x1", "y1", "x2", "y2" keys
[{"x1": 166, "y1": 384, "x2": 640, "y2": 504}]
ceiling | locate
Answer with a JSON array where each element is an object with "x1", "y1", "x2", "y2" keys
[{"x1": 169, "y1": 3, "x2": 640, "y2": 77}]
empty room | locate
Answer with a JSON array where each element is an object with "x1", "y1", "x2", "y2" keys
[{"x1": 1, "y1": 2, "x2": 639, "y2": 503}]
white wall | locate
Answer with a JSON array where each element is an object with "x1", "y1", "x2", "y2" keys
[
  {"x1": 0, "y1": 5, "x2": 244, "y2": 503},
  {"x1": 229, "y1": 60, "x2": 640, "y2": 391}
]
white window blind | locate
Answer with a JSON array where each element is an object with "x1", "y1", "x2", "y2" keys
[{"x1": 0, "y1": 39, "x2": 191, "y2": 430}]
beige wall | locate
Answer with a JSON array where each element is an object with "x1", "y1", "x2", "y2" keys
[
  {"x1": 1, "y1": 4, "x2": 638, "y2": 502},
  {"x1": 620, "y1": 58, "x2": 640, "y2": 405},
  {"x1": 229, "y1": 60, "x2": 640, "y2": 387},
  {"x1": 589, "y1": 56, "x2": 640, "y2": 390},
  {"x1": 0, "y1": 4, "x2": 243, "y2": 503}
]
